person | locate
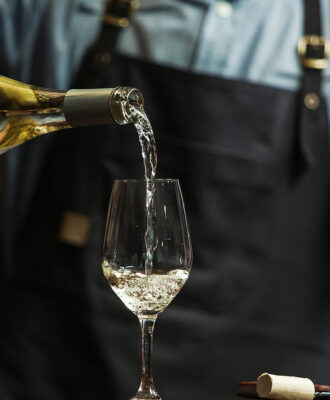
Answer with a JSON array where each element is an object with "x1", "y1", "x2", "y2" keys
[
  {"x1": 0, "y1": 0, "x2": 329, "y2": 399},
  {"x1": 0, "y1": 1, "x2": 105, "y2": 399},
  {"x1": 0, "y1": 0, "x2": 104, "y2": 276}
]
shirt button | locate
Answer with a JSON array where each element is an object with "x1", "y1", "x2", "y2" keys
[{"x1": 215, "y1": 1, "x2": 233, "y2": 18}]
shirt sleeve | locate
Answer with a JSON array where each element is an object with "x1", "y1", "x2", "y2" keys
[{"x1": 0, "y1": 0, "x2": 104, "y2": 89}]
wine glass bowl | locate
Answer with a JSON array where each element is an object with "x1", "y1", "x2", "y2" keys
[{"x1": 102, "y1": 179, "x2": 192, "y2": 399}]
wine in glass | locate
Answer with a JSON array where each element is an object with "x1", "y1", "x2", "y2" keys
[{"x1": 102, "y1": 179, "x2": 192, "y2": 400}]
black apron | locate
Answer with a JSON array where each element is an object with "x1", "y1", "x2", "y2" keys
[{"x1": 0, "y1": 1, "x2": 329, "y2": 399}]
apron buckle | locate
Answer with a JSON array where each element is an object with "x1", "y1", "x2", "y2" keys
[
  {"x1": 298, "y1": 35, "x2": 329, "y2": 69},
  {"x1": 104, "y1": 0, "x2": 139, "y2": 28}
]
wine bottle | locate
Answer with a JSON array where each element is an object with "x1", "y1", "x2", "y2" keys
[{"x1": 0, "y1": 75, "x2": 144, "y2": 154}]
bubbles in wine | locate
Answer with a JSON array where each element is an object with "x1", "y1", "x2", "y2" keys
[{"x1": 103, "y1": 260, "x2": 189, "y2": 317}]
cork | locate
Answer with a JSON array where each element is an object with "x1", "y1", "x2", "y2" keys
[{"x1": 257, "y1": 373, "x2": 315, "y2": 400}]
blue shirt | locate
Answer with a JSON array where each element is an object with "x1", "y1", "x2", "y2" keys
[
  {"x1": 117, "y1": 0, "x2": 330, "y2": 117},
  {"x1": 1, "y1": 0, "x2": 329, "y2": 93}
]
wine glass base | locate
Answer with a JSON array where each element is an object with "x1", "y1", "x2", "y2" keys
[{"x1": 130, "y1": 387, "x2": 162, "y2": 400}]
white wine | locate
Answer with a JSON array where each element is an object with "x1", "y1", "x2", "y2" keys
[
  {"x1": 102, "y1": 261, "x2": 189, "y2": 317},
  {"x1": 0, "y1": 75, "x2": 143, "y2": 153}
]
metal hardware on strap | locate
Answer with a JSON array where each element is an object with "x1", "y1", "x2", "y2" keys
[
  {"x1": 298, "y1": 35, "x2": 329, "y2": 69},
  {"x1": 297, "y1": 0, "x2": 329, "y2": 167},
  {"x1": 103, "y1": 0, "x2": 139, "y2": 28}
]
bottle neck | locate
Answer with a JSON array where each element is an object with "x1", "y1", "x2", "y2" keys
[
  {"x1": 63, "y1": 86, "x2": 144, "y2": 127},
  {"x1": 0, "y1": 75, "x2": 66, "y2": 113},
  {"x1": 0, "y1": 76, "x2": 68, "y2": 154},
  {"x1": 63, "y1": 88, "x2": 116, "y2": 127}
]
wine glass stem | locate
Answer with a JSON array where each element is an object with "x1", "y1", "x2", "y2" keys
[{"x1": 135, "y1": 316, "x2": 160, "y2": 399}]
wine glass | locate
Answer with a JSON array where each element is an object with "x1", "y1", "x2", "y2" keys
[{"x1": 102, "y1": 179, "x2": 193, "y2": 400}]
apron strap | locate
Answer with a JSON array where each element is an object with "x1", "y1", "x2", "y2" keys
[
  {"x1": 96, "y1": 0, "x2": 139, "y2": 63},
  {"x1": 72, "y1": 0, "x2": 138, "y2": 87},
  {"x1": 298, "y1": 0, "x2": 329, "y2": 165},
  {"x1": 103, "y1": 0, "x2": 138, "y2": 29}
]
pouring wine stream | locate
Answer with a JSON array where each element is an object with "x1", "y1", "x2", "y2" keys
[{"x1": 129, "y1": 96, "x2": 158, "y2": 276}]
